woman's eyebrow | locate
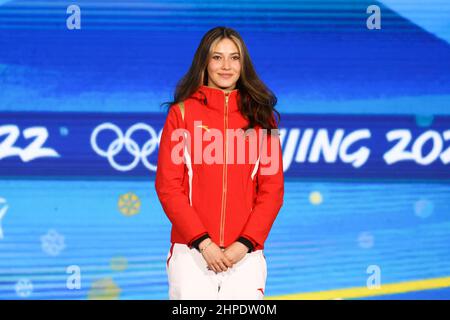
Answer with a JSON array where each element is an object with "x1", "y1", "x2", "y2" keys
[{"x1": 212, "y1": 51, "x2": 240, "y2": 55}]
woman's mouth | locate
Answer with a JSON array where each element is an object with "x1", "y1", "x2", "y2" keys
[{"x1": 219, "y1": 74, "x2": 233, "y2": 79}]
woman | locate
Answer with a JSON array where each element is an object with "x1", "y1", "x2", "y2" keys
[{"x1": 155, "y1": 26, "x2": 284, "y2": 300}]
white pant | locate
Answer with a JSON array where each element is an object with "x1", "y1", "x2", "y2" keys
[{"x1": 166, "y1": 243, "x2": 267, "y2": 300}]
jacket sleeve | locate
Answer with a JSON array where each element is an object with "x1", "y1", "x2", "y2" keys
[
  {"x1": 155, "y1": 105, "x2": 208, "y2": 245},
  {"x1": 240, "y1": 129, "x2": 284, "y2": 248}
]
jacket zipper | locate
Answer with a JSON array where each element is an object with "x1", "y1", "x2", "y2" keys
[{"x1": 219, "y1": 92, "x2": 230, "y2": 247}]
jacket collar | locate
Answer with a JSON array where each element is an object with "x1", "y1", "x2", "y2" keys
[{"x1": 191, "y1": 85, "x2": 240, "y2": 113}]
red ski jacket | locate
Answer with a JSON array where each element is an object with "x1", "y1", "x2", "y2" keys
[{"x1": 155, "y1": 85, "x2": 284, "y2": 251}]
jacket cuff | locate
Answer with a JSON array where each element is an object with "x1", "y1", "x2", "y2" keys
[
  {"x1": 190, "y1": 233, "x2": 210, "y2": 251},
  {"x1": 237, "y1": 236, "x2": 255, "y2": 253}
]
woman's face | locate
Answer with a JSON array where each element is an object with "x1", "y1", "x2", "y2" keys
[{"x1": 206, "y1": 38, "x2": 241, "y2": 91}]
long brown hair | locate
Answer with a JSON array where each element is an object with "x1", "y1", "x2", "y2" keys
[{"x1": 161, "y1": 26, "x2": 280, "y2": 131}]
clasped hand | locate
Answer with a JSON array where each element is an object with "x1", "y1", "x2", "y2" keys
[{"x1": 199, "y1": 239, "x2": 248, "y2": 273}]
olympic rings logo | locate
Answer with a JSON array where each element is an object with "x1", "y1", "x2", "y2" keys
[{"x1": 90, "y1": 122, "x2": 162, "y2": 172}]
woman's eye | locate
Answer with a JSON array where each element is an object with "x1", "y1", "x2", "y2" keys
[
  {"x1": 233, "y1": 56, "x2": 240, "y2": 60},
  {"x1": 213, "y1": 56, "x2": 221, "y2": 60}
]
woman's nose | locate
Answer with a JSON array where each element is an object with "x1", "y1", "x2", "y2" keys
[{"x1": 222, "y1": 59, "x2": 231, "y2": 69}]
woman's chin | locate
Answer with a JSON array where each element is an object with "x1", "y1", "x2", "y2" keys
[{"x1": 216, "y1": 81, "x2": 236, "y2": 90}]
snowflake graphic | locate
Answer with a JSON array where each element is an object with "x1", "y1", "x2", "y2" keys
[
  {"x1": 41, "y1": 229, "x2": 65, "y2": 256},
  {"x1": 15, "y1": 279, "x2": 33, "y2": 298},
  {"x1": 118, "y1": 192, "x2": 141, "y2": 217}
]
